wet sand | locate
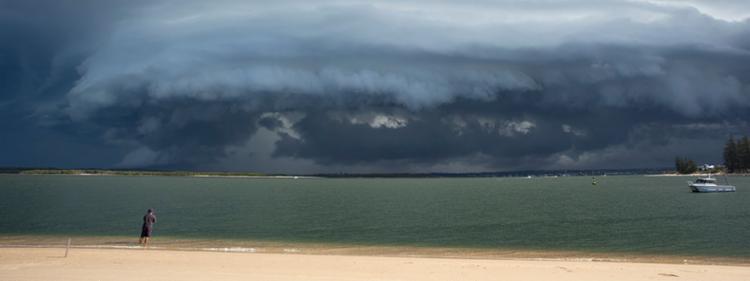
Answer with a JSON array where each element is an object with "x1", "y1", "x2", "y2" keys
[{"x1": 1, "y1": 235, "x2": 749, "y2": 266}]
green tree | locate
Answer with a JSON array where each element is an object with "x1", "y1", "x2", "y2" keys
[
  {"x1": 724, "y1": 136, "x2": 739, "y2": 173},
  {"x1": 685, "y1": 159, "x2": 697, "y2": 174},
  {"x1": 675, "y1": 157, "x2": 697, "y2": 174},
  {"x1": 738, "y1": 136, "x2": 750, "y2": 173}
]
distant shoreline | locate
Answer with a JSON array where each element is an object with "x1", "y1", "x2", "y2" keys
[
  {"x1": 190, "y1": 175, "x2": 319, "y2": 179},
  {"x1": 1, "y1": 167, "x2": 673, "y2": 178},
  {"x1": 648, "y1": 172, "x2": 750, "y2": 177},
  {"x1": 4, "y1": 167, "x2": 748, "y2": 179},
  {"x1": 2, "y1": 173, "x2": 319, "y2": 180}
]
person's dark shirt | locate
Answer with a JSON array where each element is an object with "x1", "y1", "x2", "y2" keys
[{"x1": 143, "y1": 213, "x2": 156, "y2": 227}]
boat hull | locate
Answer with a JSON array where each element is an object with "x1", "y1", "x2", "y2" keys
[{"x1": 689, "y1": 184, "x2": 736, "y2": 193}]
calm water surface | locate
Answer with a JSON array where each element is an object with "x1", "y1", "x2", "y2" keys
[{"x1": 0, "y1": 174, "x2": 748, "y2": 257}]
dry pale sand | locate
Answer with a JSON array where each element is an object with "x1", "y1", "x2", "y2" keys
[{"x1": 1, "y1": 247, "x2": 749, "y2": 281}]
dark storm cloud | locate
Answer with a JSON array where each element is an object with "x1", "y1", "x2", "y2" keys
[
  {"x1": 0, "y1": 0, "x2": 147, "y2": 101},
  {"x1": 0, "y1": 0, "x2": 153, "y2": 167},
  {"x1": 2, "y1": 0, "x2": 750, "y2": 172}
]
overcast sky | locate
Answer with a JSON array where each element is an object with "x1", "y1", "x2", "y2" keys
[{"x1": 1, "y1": 0, "x2": 749, "y2": 173}]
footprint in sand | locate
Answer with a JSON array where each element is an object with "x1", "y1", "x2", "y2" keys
[{"x1": 557, "y1": 266, "x2": 573, "y2": 272}]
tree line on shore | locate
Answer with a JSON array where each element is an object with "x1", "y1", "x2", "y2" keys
[
  {"x1": 724, "y1": 136, "x2": 750, "y2": 173},
  {"x1": 674, "y1": 157, "x2": 698, "y2": 174},
  {"x1": 674, "y1": 135, "x2": 749, "y2": 174},
  {"x1": 14, "y1": 169, "x2": 266, "y2": 177}
]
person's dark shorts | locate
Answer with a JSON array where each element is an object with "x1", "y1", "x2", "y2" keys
[{"x1": 140, "y1": 225, "x2": 152, "y2": 238}]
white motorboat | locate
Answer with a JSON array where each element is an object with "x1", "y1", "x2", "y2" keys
[{"x1": 688, "y1": 176, "x2": 735, "y2": 193}]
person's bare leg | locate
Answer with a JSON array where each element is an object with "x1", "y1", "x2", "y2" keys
[
  {"x1": 144, "y1": 237, "x2": 150, "y2": 247},
  {"x1": 138, "y1": 237, "x2": 144, "y2": 245}
]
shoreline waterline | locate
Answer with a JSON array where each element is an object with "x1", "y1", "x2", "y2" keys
[{"x1": 1, "y1": 235, "x2": 748, "y2": 266}]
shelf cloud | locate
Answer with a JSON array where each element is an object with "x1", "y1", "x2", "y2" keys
[{"x1": 2, "y1": 0, "x2": 750, "y2": 172}]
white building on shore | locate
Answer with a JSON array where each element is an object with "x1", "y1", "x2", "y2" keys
[{"x1": 699, "y1": 164, "x2": 716, "y2": 171}]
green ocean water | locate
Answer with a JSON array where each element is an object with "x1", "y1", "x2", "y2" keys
[{"x1": 0, "y1": 174, "x2": 748, "y2": 257}]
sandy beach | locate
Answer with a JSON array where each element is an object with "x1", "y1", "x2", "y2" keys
[{"x1": 1, "y1": 247, "x2": 748, "y2": 281}]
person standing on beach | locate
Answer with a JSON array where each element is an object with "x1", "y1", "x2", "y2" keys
[{"x1": 139, "y1": 209, "x2": 157, "y2": 246}]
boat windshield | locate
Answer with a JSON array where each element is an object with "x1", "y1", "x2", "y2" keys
[{"x1": 695, "y1": 178, "x2": 716, "y2": 184}]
